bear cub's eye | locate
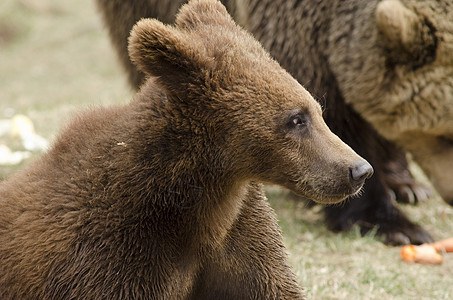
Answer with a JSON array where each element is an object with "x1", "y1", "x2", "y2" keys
[{"x1": 288, "y1": 114, "x2": 309, "y2": 128}]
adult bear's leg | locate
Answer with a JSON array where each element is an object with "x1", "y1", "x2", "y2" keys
[
  {"x1": 379, "y1": 134, "x2": 432, "y2": 205},
  {"x1": 95, "y1": 0, "x2": 187, "y2": 88},
  {"x1": 323, "y1": 100, "x2": 433, "y2": 245}
]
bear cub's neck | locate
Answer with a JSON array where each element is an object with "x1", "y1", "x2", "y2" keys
[{"x1": 43, "y1": 80, "x2": 249, "y2": 252}]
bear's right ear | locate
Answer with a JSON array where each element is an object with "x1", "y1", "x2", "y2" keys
[{"x1": 128, "y1": 18, "x2": 205, "y2": 92}]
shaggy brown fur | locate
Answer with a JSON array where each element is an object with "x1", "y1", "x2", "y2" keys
[
  {"x1": 96, "y1": 0, "x2": 453, "y2": 245},
  {"x1": 0, "y1": 0, "x2": 372, "y2": 298},
  {"x1": 330, "y1": 0, "x2": 453, "y2": 205}
]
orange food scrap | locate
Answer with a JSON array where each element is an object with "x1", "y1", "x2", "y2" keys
[
  {"x1": 430, "y1": 238, "x2": 453, "y2": 253},
  {"x1": 401, "y1": 244, "x2": 443, "y2": 265}
]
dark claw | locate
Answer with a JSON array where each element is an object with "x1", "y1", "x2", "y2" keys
[
  {"x1": 384, "y1": 165, "x2": 433, "y2": 205},
  {"x1": 391, "y1": 182, "x2": 433, "y2": 205},
  {"x1": 382, "y1": 226, "x2": 434, "y2": 246},
  {"x1": 357, "y1": 219, "x2": 434, "y2": 246},
  {"x1": 382, "y1": 150, "x2": 433, "y2": 205},
  {"x1": 385, "y1": 232, "x2": 411, "y2": 246}
]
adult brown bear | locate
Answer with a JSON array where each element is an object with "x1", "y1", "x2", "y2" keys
[
  {"x1": 0, "y1": 0, "x2": 372, "y2": 298},
  {"x1": 96, "y1": 0, "x2": 453, "y2": 245}
]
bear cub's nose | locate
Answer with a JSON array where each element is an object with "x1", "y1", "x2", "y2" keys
[{"x1": 349, "y1": 161, "x2": 374, "y2": 187}]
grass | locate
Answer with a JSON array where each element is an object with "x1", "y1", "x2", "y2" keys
[
  {"x1": 267, "y1": 185, "x2": 453, "y2": 299},
  {"x1": 1, "y1": 0, "x2": 452, "y2": 298}
]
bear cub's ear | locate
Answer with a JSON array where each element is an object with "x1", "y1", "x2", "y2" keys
[
  {"x1": 128, "y1": 19, "x2": 202, "y2": 90},
  {"x1": 127, "y1": 0, "x2": 239, "y2": 94},
  {"x1": 175, "y1": 0, "x2": 234, "y2": 29}
]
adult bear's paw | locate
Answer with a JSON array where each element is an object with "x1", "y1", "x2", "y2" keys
[
  {"x1": 359, "y1": 213, "x2": 434, "y2": 246},
  {"x1": 383, "y1": 159, "x2": 432, "y2": 205},
  {"x1": 386, "y1": 179, "x2": 432, "y2": 206}
]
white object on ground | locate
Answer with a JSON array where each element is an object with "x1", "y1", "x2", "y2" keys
[
  {"x1": 0, "y1": 144, "x2": 31, "y2": 165},
  {"x1": 10, "y1": 115, "x2": 49, "y2": 152},
  {"x1": 0, "y1": 119, "x2": 12, "y2": 137}
]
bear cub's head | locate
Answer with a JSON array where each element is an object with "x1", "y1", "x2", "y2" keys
[{"x1": 128, "y1": 0, "x2": 373, "y2": 203}]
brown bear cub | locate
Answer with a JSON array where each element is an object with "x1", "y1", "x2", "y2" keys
[{"x1": 0, "y1": 0, "x2": 372, "y2": 298}]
